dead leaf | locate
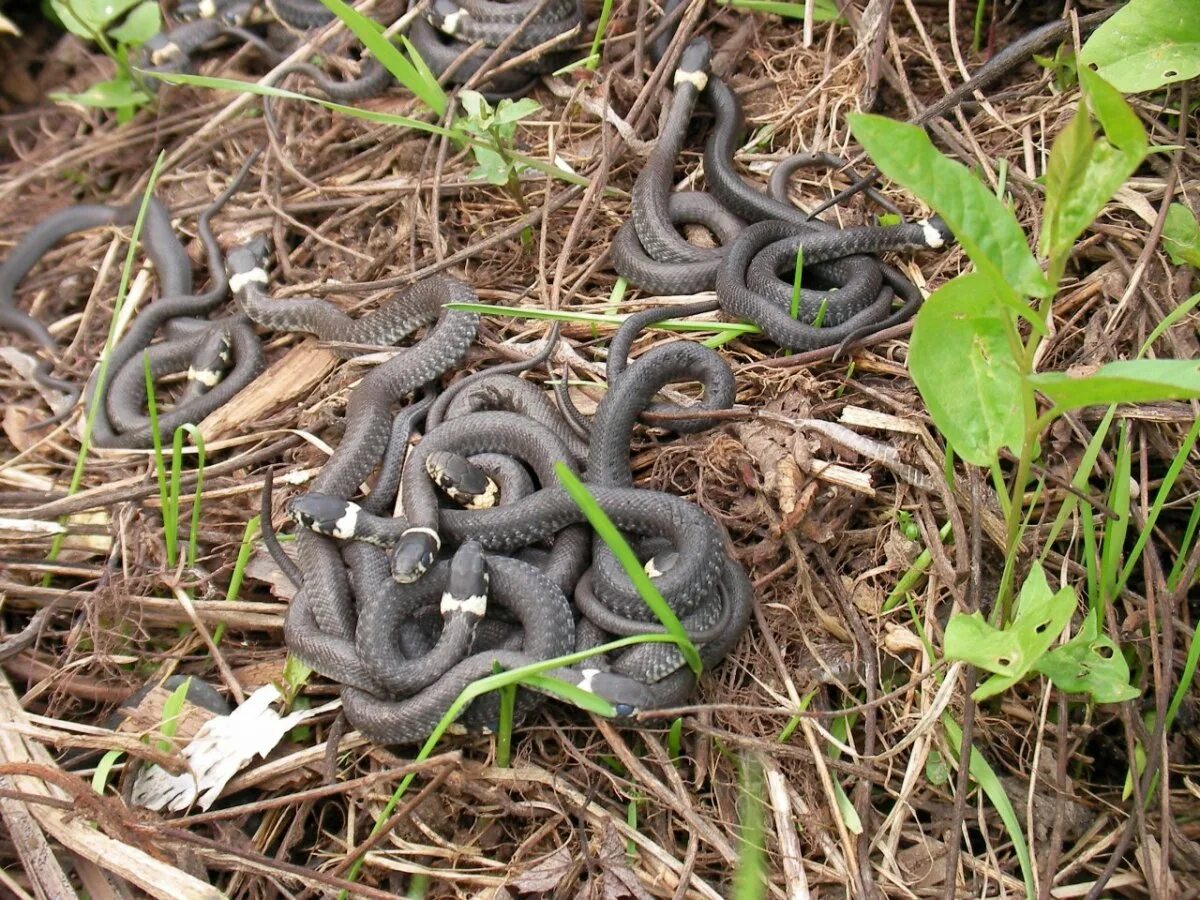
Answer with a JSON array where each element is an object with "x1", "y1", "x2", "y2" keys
[
  {"x1": 595, "y1": 823, "x2": 652, "y2": 900},
  {"x1": 510, "y1": 845, "x2": 579, "y2": 894}
]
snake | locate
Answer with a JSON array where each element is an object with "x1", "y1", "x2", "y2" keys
[
  {"x1": 140, "y1": 0, "x2": 278, "y2": 87},
  {"x1": 610, "y1": 27, "x2": 956, "y2": 353},
  {"x1": 285, "y1": 332, "x2": 751, "y2": 738},
  {"x1": 85, "y1": 157, "x2": 264, "y2": 448},
  {"x1": 0, "y1": 186, "x2": 196, "y2": 424}
]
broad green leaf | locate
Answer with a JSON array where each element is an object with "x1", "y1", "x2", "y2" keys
[
  {"x1": 50, "y1": 75, "x2": 150, "y2": 109},
  {"x1": 908, "y1": 272, "x2": 1025, "y2": 466},
  {"x1": 316, "y1": 0, "x2": 447, "y2": 115},
  {"x1": 942, "y1": 715, "x2": 1035, "y2": 898},
  {"x1": 715, "y1": 0, "x2": 841, "y2": 22},
  {"x1": 51, "y1": 0, "x2": 141, "y2": 36},
  {"x1": 848, "y1": 114, "x2": 1049, "y2": 299},
  {"x1": 1029, "y1": 359, "x2": 1200, "y2": 409},
  {"x1": 470, "y1": 145, "x2": 512, "y2": 186},
  {"x1": 925, "y1": 750, "x2": 950, "y2": 786},
  {"x1": 108, "y1": 0, "x2": 159, "y2": 45},
  {"x1": 943, "y1": 613, "x2": 1023, "y2": 676},
  {"x1": 1163, "y1": 203, "x2": 1200, "y2": 267},
  {"x1": 1035, "y1": 611, "x2": 1140, "y2": 704},
  {"x1": 494, "y1": 97, "x2": 541, "y2": 126},
  {"x1": 943, "y1": 566, "x2": 1076, "y2": 702},
  {"x1": 1079, "y1": 0, "x2": 1200, "y2": 93},
  {"x1": 1041, "y1": 69, "x2": 1147, "y2": 271},
  {"x1": 522, "y1": 674, "x2": 617, "y2": 717},
  {"x1": 459, "y1": 89, "x2": 488, "y2": 123}
]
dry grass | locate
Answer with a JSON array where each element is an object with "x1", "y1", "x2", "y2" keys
[{"x1": 0, "y1": 0, "x2": 1198, "y2": 896}]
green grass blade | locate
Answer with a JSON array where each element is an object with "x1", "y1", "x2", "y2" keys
[
  {"x1": 344, "y1": 632, "x2": 684, "y2": 886},
  {"x1": 942, "y1": 713, "x2": 1035, "y2": 897},
  {"x1": 445, "y1": 300, "x2": 760, "y2": 337},
  {"x1": 732, "y1": 758, "x2": 768, "y2": 900},
  {"x1": 585, "y1": 0, "x2": 615, "y2": 70},
  {"x1": 1138, "y1": 291, "x2": 1200, "y2": 358},
  {"x1": 157, "y1": 676, "x2": 192, "y2": 752},
  {"x1": 46, "y1": 152, "x2": 166, "y2": 576},
  {"x1": 1117, "y1": 414, "x2": 1200, "y2": 592},
  {"x1": 715, "y1": 0, "x2": 841, "y2": 22},
  {"x1": 316, "y1": 0, "x2": 447, "y2": 114},
  {"x1": 1099, "y1": 422, "x2": 1132, "y2": 613},
  {"x1": 213, "y1": 515, "x2": 260, "y2": 645},
  {"x1": 555, "y1": 463, "x2": 701, "y2": 674},
  {"x1": 1039, "y1": 406, "x2": 1115, "y2": 560},
  {"x1": 91, "y1": 750, "x2": 125, "y2": 795},
  {"x1": 1167, "y1": 501, "x2": 1200, "y2": 592},
  {"x1": 176, "y1": 425, "x2": 206, "y2": 568},
  {"x1": 145, "y1": 352, "x2": 176, "y2": 568}
]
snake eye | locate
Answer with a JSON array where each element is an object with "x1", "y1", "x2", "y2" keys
[{"x1": 613, "y1": 703, "x2": 637, "y2": 718}]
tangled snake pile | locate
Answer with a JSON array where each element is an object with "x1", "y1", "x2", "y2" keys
[{"x1": 0, "y1": 0, "x2": 976, "y2": 745}]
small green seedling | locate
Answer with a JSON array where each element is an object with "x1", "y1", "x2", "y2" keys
[{"x1": 457, "y1": 90, "x2": 543, "y2": 218}]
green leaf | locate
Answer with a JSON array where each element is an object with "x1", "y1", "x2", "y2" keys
[
  {"x1": 157, "y1": 676, "x2": 192, "y2": 752},
  {"x1": 943, "y1": 566, "x2": 1076, "y2": 702},
  {"x1": 1079, "y1": 0, "x2": 1200, "y2": 93},
  {"x1": 1034, "y1": 611, "x2": 1140, "y2": 704},
  {"x1": 459, "y1": 89, "x2": 488, "y2": 124},
  {"x1": 51, "y1": 0, "x2": 141, "y2": 36},
  {"x1": 848, "y1": 113, "x2": 1049, "y2": 299},
  {"x1": 494, "y1": 97, "x2": 540, "y2": 126},
  {"x1": 108, "y1": 0, "x2": 159, "y2": 45},
  {"x1": 91, "y1": 749, "x2": 125, "y2": 794},
  {"x1": 1041, "y1": 69, "x2": 1148, "y2": 269},
  {"x1": 50, "y1": 75, "x2": 150, "y2": 109},
  {"x1": 925, "y1": 750, "x2": 950, "y2": 786},
  {"x1": 715, "y1": 0, "x2": 841, "y2": 22},
  {"x1": 1029, "y1": 359, "x2": 1200, "y2": 409},
  {"x1": 469, "y1": 145, "x2": 512, "y2": 186},
  {"x1": 942, "y1": 715, "x2": 1035, "y2": 898},
  {"x1": 1163, "y1": 203, "x2": 1200, "y2": 267},
  {"x1": 522, "y1": 674, "x2": 617, "y2": 717},
  {"x1": 908, "y1": 272, "x2": 1025, "y2": 466}
]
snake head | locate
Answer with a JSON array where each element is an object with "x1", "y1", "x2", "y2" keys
[
  {"x1": 428, "y1": 0, "x2": 468, "y2": 35},
  {"x1": 217, "y1": 0, "x2": 255, "y2": 24},
  {"x1": 577, "y1": 670, "x2": 659, "y2": 720},
  {"x1": 142, "y1": 33, "x2": 186, "y2": 69},
  {"x1": 674, "y1": 39, "x2": 712, "y2": 89},
  {"x1": 918, "y1": 216, "x2": 955, "y2": 249},
  {"x1": 441, "y1": 541, "x2": 489, "y2": 618},
  {"x1": 425, "y1": 450, "x2": 500, "y2": 510},
  {"x1": 643, "y1": 551, "x2": 679, "y2": 579},
  {"x1": 392, "y1": 528, "x2": 441, "y2": 583},
  {"x1": 288, "y1": 494, "x2": 361, "y2": 539}
]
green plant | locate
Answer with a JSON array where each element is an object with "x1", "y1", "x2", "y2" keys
[
  {"x1": 456, "y1": 90, "x2": 542, "y2": 216},
  {"x1": 91, "y1": 676, "x2": 191, "y2": 794},
  {"x1": 314, "y1": 0, "x2": 448, "y2": 115},
  {"x1": 1079, "y1": 0, "x2": 1200, "y2": 94},
  {"x1": 849, "y1": 65, "x2": 1200, "y2": 896},
  {"x1": 143, "y1": 357, "x2": 207, "y2": 571},
  {"x1": 46, "y1": 0, "x2": 161, "y2": 120}
]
